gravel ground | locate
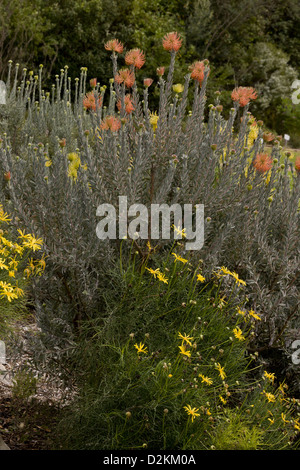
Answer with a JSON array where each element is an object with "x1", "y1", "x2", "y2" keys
[{"x1": 0, "y1": 320, "x2": 74, "y2": 450}]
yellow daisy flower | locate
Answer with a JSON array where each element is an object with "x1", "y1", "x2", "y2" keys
[
  {"x1": 199, "y1": 374, "x2": 213, "y2": 385},
  {"x1": 0, "y1": 258, "x2": 9, "y2": 270},
  {"x1": 233, "y1": 326, "x2": 245, "y2": 341},
  {"x1": 22, "y1": 235, "x2": 43, "y2": 251},
  {"x1": 145, "y1": 267, "x2": 160, "y2": 278},
  {"x1": 157, "y1": 272, "x2": 168, "y2": 284},
  {"x1": 263, "y1": 371, "x2": 276, "y2": 384},
  {"x1": 248, "y1": 309, "x2": 261, "y2": 321},
  {"x1": 215, "y1": 362, "x2": 226, "y2": 380},
  {"x1": 134, "y1": 342, "x2": 148, "y2": 355},
  {"x1": 0, "y1": 290, "x2": 18, "y2": 302},
  {"x1": 178, "y1": 332, "x2": 194, "y2": 346},
  {"x1": 219, "y1": 395, "x2": 227, "y2": 405},
  {"x1": 262, "y1": 390, "x2": 276, "y2": 403},
  {"x1": 172, "y1": 224, "x2": 186, "y2": 239},
  {"x1": 179, "y1": 344, "x2": 191, "y2": 358},
  {"x1": 171, "y1": 252, "x2": 188, "y2": 264},
  {"x1": 183, "y1": 405, "x2": 200, "y2": 422}
]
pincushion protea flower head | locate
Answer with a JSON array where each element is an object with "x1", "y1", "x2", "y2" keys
[
  {"x1": 263, "y1": 132, "x2": 275, "y2": 142},
  {"x1": 189, "y1": 60, "x2": 209, "y2": 86},
  {"x1": 172, "y1": 83, "x2": 184, "y2": 93},
  {"x1": 4, "y1": 171, "x2": 11, "y2": 181},
  {"x1": 90, "y1": 78, "x2": 97, "y2": 88},
  {"x1": 100, "y1": 115, "x2": 121, "y2": 132},
  {"x1": 125, "y1": 49, "x2": 145, "y2": 69},
  {"x1": 83, "y1": 92, "x2": 102, "y2": 111},
  {"x1": 162, "y1": 32, "x2": 182, "y2": 52},
  {"x1": 116, "y1": 94, "x2": 135, "y2": 114},
  {"x1": 150, "y1": 112, "x2": 159, "y2": 131},
  {"x1": 156, "y1": 66, "x2": 165, "y2": 76},
  {"x1": 143, "y1": 78, "x2": 153, "y2": 88},
  {"x1": 253, "y1": 153, "x2": 273, "y2": 173},
  {"x1": 104, "y1": 39, "x2": 124, "y2": 54},
  {"x1": 295, "y1": 156, "x2": 300, "y2": 172},
  {"x1": 115, "y1": 68, "x2": 135, "y2": 88},
  {"x1": 231, "y1": 87, "x2": 257, "y2": 107}
]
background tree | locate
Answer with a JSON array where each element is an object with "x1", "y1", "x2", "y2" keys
[
  {"x1": 0, "y1": 0, "x2": 54, "y2": 79},
  {"x1": 1, "y1": 0, "x2": 300, "y2": 144}
]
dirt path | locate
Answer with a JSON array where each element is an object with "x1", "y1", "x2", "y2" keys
[
  {"x1": 0, "y1": 320, "x2": 72, "y2": 450},
  {"x1": 0, "y1": 384, "x2": 61, "y2": 450}
]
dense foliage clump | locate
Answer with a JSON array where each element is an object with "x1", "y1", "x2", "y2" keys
[{"x1": 0, "y1": 32, "x2": 299, "y2": 449}]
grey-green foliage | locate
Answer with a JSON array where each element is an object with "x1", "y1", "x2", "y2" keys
[{"x1": 0, "y1": 50, "x2": 299, "y2": 386}]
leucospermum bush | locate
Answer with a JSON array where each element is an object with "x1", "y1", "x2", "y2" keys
[
  {"x1": 0, "y1": 204, "x2": 45, "y2": 337},
  {"x1": 0, "y1": 32, "x2": 299, "y2": 392},
  {"x1": 55, "y1": 243, "x2": 300, "y2": 450}
]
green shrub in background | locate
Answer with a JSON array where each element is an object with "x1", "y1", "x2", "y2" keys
[
  {"x1": 2, "y1": 0, "x2": 300, "y2": 144},
  {"x1": 277, "y1": 97, "x2": 300, "y2": 148}
]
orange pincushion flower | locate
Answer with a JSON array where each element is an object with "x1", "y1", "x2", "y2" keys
[
  {"x1": 231, "y1": 87, "x2": 257, "y2": 107},
  {"x1": 104, "y1": 39, "x2": 124, "y2": 54},
  {"x1": 143, "y1": 78, "x2": 153, "y2": 88},
  {"x1": 253, "y1": 153, "x2": 273, "y2": 173},
  {"x1": 100, "y1": 115, "x2": 121, "y2": 132},
  {"x1": 115, "y1": 68, "x2": 135, "y2": 88},
  {"x1": 162, "y1": 32, "x2": 182, "y2": 52},
  {"x1": 295, "y1": 156, "x2": 300, "y2": 172},
  {"x1": 90, "y1": 78, "x2": 97, "y2": 88},
  {"x1": 125, "y1": 49, "x2": 145, "y2": 69},
  {"x1": 190, "y1": 61, "x2": 209, "y2": 85},
  {"x1": 117, "y1": 94, "x2": 135, "y2": 114},
  {"x1": 156, "y1": 66, "x2": 165, "y2": 76},
  {"x1": 263, "y1": 132, "x2": 275, "y2": 142},
  {"x1": 83, "y1": 92, "x2": 102, "y2": 111}
]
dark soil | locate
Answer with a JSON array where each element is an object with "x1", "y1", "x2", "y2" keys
[
  {"x1": 0, "y1": 391, "x2": 63, "y2": 450},
  {"x1": 0, "y1": 318, "x2": 71, "y2": 450}
]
